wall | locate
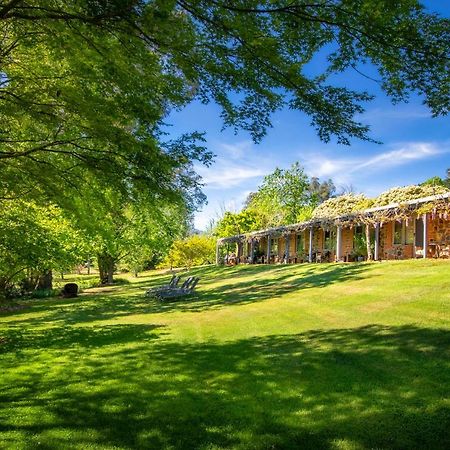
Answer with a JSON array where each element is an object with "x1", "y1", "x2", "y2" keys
[
  {"x1": 341, "y1": 227, "x2": 354, "y2": 259},
  {"x1": 428, "y1": 214, "x2": 450, "y2": 257}
]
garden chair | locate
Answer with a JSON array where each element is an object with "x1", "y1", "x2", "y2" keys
[
  {"x1": 179, "y1": 276, "x2": 194, "y2": 289},
  {"x1": 156, "y1": 277, "x2": 200, "y2": 301},
  {"x1": 145, "y1": 275, "x2": 180, "y2": 296}
]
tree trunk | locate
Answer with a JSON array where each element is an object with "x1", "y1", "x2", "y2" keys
[
  {"x1": 37, "y1": 270, "x2": 53, "y2": 290},
  {"x1": 0, "y1": 276, "x2": 8, "y2": 299},
  {"x1": 97, "y1": 253, "x2": 115, "y2": 284},
  {"x1": 365, "y1": 225, "x2": 373, "y2": 261}
]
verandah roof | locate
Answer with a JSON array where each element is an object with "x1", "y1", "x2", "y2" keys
[{"x1": 217, "y1": 192, "x2": 450, "y2": 245}]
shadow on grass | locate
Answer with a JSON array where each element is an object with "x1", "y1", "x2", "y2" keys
[
  {"x1": 0, "y1": 323, "x2": 165, "y2": 354},
  {"x1": 0, "y1": 263, "x2": 372, "y2": 327},
  {"x1": 1, "y1": 324, "x2": 449, "y2": 449}
]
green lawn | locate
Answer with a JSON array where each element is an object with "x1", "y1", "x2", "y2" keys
[{"x1": 1, "y1": 260, "x2": 449, "y2": 449}]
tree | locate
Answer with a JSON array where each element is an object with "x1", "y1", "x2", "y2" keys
[
  {"x1": 214, "y1": 210, "x2": 264, "y2": 238},
  {"x1": 0, "y1": 1, "x2": 212, "y2": 220},
  {"x1": 309, "y1": 177, "x2": 336, "y2": 203},
  {"x1": 421, "y1": 170, "x2": 450, "y2": 189},
  {"x1": 0, "y1": 200, "x2": 87, "y2": 296},
  {"x1": 68, "y1": 183, "x2": 193, "y2": 284},
  {"x1": 245, "y1": 163, "x2": 328, "y2": 227},
  {"x1": 163, "y1": 234, "x2": 216, "y2": 270},
  {"x1": 1, "y1": 0, "x2": 449, "y2": 206}
]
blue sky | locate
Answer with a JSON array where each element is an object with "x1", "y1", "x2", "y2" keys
[{"x1": 168, "y1": 1, "x2": 450, "y2": 230}]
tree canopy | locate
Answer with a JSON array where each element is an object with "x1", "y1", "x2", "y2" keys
[
  {"x1": 214, "y1": 210, "x2": 264, "y2": 238},
  {"x1": 1, "y1": 0, "x2": 449, "y2": 205},
  {"x1": 1, "y1": 1, "x2": 449, "y2": 291},
  {"x1": 244, "y1": 163, "x2": 335, "y2": 227},
  {"x1": 163, "y1": 234, "x2": 216, "y2": 269},
  {"x1": 0, "y1": 199, "x2": 87, "y2": 296}
]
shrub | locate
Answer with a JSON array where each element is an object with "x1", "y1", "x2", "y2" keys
[{"x1": 162, "y1": 235, "x2": 216, "y2": 269}]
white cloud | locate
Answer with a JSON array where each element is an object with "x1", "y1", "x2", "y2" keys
[
  {"x1": 356, "y1": 142, "x2": 442, "y2": 171},
  {"x1": 219, "y1": 140, "x2": 253, "y2": 159},
  {"x1": 300, "y1": 141, "x2": 448, "y2": 184},
  {"x1": 196, "y1": 140, "x2": 273, "y2": 189},
  {"x1": 197, "y1": 164, "x2": 266, "y2": 189}
]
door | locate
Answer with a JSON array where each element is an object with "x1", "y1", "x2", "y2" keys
[{"x1": 415, "y1": 217, "x2": 424, "y2": 247}]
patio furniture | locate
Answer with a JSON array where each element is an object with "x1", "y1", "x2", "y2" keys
[
  {"x1": 145, "y1": 275, "x2": 180, "y2": 296},
  {"x1": 156, "y1": 277, "x2": 200, "y2": 301}
]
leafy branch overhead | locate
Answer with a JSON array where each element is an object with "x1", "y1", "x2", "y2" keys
[{"x1": 1, "y1": 1, "x2": 449, "y2": 203}]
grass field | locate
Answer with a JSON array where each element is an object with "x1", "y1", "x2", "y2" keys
[{"x1": 1, "y1": 260, "x2": 449, "y2": 449}]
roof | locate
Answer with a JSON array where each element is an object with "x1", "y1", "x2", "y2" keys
[{"x1": 217, "y1": 192, "x2": 450, "y2": 244}]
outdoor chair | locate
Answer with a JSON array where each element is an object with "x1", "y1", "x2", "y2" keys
[
  {"x1": 145, "y1": 274, "x2": 180, "y2": 296},
  {"x1": 156, "y1": 277, "x2": 200, "y2": 301},
  {"x1": 179, "y1": 276, "x2": 194, "y2": 289}
]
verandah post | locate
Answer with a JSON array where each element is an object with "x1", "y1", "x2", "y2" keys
[
  {"x1": 266, "y1": 234, "x2": 271, "y2": 264},
  {"x1": 365, "y1": 224, "x2": 373, "y2": 261},
  {"x1": 285, "y1": 234, "x2": 290, "y2": 263},
  {"x1": 215, "y1": 240, "x2": 220, "y2": 265},
  {"x1": 250, "y1": 239, "x2": 255, "y2": 264},
  {"x1": 374, "y1": 223, "x2": 380, "y2": 261},
  {"x1": 237, "y1": 241, "x2": 242, "y2": 264},
  {"x1": 336, "y1": 225, "x2": 342, "y2": 262},
  {"x1": 423, "y1": 213, "x2": 428, "y2": 258},
  {"x1": 308, "y1": 226, "x2": 314, "y2": 263}
]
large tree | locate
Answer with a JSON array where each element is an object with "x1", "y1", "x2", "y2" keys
[
  {"x1": 1, "y1": 0, "x2": 449, "y2": 206},
  {"x1": 0, "y1": 200, "x2": 87, "y2": 296},
  {"x1": 245, "y1": 163, "x2": 332, "y2": 226}
]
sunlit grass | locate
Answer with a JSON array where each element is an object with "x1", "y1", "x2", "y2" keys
[{"x1": 1, "y1": 260, "x2": 449, "y2": 449}]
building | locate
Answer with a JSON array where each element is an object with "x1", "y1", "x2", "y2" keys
[{"x1": 216, "y1": 192, "x2": 450, "y2": 264}]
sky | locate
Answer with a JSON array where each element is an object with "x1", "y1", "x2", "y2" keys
[{"x1": 168, "y1": 1, "x2": 450, "y2": 231}]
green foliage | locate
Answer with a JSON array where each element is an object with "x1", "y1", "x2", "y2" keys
[
  {"x1": 374, "y1": 184, "x2": 450, "y2": 206},
  {"x1": 0, "y1": 200, "x2": 88, "y2": 296},
  {"x1": 309, "y1": 177, "x2": 336, "y2": 204},
  {"x1": 312, "y1": 193, "x2": 372, "y2": 219},
  {"x1": 421, "y1": 170, "x2": 450, "y2": 189},
  {"x1": 0, "y1": 2, "x2": 211, "y2": 211},
  {"x1": 214, "y1": 210, "x2": 264, "y2": 238},
  {"x1": 164, "y1": 234, "x2": 216, "y2": 269},
  {"x1": 421, "y1": 176, "x2": 447, "y2": 187},
  {"x1": 1, "y1": 0, "x2": 449, "y2": 209},
  {"x1": 245, "y1": 163, "x2": 330, "y2": 227}
]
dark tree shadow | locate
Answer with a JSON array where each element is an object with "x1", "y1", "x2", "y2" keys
[
  {"x1": 0, "y1": 324, "x2": 165, "y2": 354},
  {"x1": 0, "y1": 263, "x2": 373, "y2": 328},
  {"x1": 1, "y1": 324, "x2": 449, "y2": 449}
]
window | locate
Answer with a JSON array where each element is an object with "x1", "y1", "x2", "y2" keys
[
  {"x1": 324, "y1": 229, "x2": 336, "y2": 251},
  {"x1": 353, "y1": 226, "x2": 364, "y2": 246},
  {"x1": 296, "y1": 233, "x2": 304, "y2": 253},
  {"x1": 405, "y1": 221, "x2": 414, "y2": 244},
  {"x1": 271, "y1": 238, "x2": 278, "y2": 255},
  {"x1": 394, "y1": 220, "x2": 415, "y2": 245},
  {"x1": 394, "y1": 221, "x2": 403, "y2": 244}
]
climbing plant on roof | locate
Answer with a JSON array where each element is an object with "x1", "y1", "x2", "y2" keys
[
  {"x1": 373, "y1": 185, "x2": 450, "y2": 207},
  {"x1": 312, "y1": 194, "x2": 372, "y2": 219}
]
